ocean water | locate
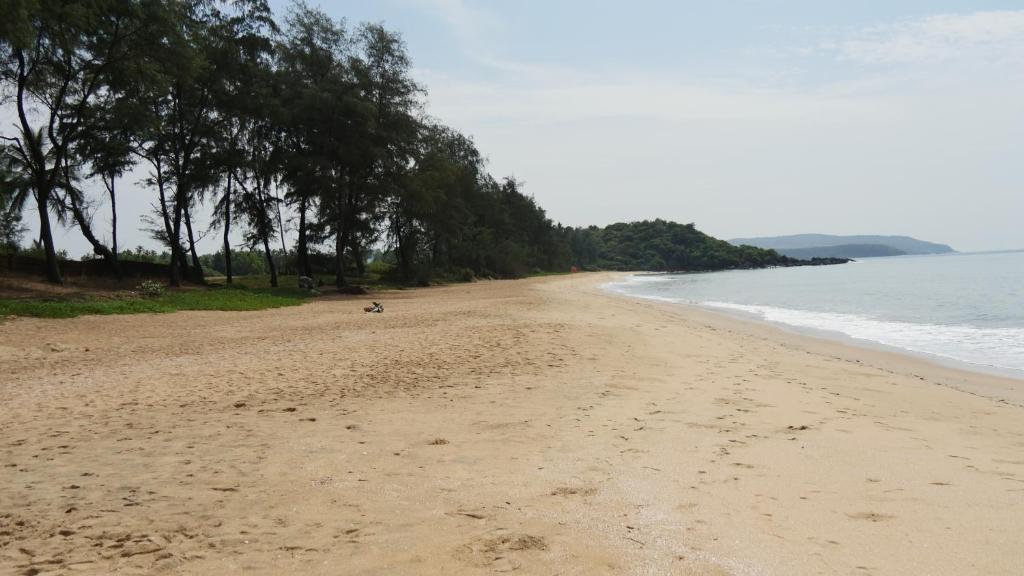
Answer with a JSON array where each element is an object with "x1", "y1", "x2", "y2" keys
[{"x1": 604, "y1": 251, "x2": 1024, "y2": 378}]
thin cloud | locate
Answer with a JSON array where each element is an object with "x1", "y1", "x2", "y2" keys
[
  {"x1": 404, "y1": 0, "x2": 581, "y2": 84},
  {"x1": 416, "y1": 8, "x2": 1024, "y2": 128},
  {"x1": 404, "y1": 0, "x2": 495, "y2": 49},
  {"x1": 417, "y1": 70, "x2": 872, "y2": 124},
  {"x1": 838, "y1": 10, "x2": 1024, "y2": 64}
]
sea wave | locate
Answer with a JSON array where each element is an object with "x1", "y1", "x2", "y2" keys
[
  {"x1": 623, "y1": 274, "x2": 675, "y2": 283},
  {"x1": 602, "y1": 276, "x2": 683, "y2": 303},
  {"x1": 702, "y1": 301, "x2": 1024, "y2": 373}
]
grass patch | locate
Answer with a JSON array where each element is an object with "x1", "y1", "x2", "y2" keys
[{"x1": 0, "y1": 284, "x2": 310, "y2": 319}]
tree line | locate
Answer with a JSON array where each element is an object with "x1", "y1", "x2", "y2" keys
[
  {"x1": 2, "y1": 1, "x2": 839, "y2": 287},
  {"x1": 1, "y1": 0, "x2": 572, "y2": 287}
]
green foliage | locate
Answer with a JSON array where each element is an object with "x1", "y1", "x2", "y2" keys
[
  {"x1": 391, "y1": 124, "x2": 569, "y2": 280},
  {"x1": 0, "y1": 285, "x2": 308, "y2": 319},
  {"x1": 366, "y1": 259, "x2": 393, "y2": 275},
  {"x1": 0, "y1": 163, "x2": 26, "y2": 251},
  {"x1": 566, "y1": 220, "x2": 801, "y2": 272},
  {"x1": 118, "y1": 246, "x2": 169, "y2": 264},
  {"x1": 135, "y1": 280, "x2": 165, "y2": 297},
  {"x1": 18, "y1": 241, "x2": 70, "y2": 261},
  {"x1": 201, "y1": 249, "x2": 271, "y2": 277}
]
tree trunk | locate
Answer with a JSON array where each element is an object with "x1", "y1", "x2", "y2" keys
[
  {"x1": 223, "y1": 173, "x2": 233, "y2": 284},
  {"x1": 351, "y1": 237, "x2": 365, "y2": 276},
  {"x1": 275, "y1": 191, "x2": 288, "y2": 274},
  {"x1": 155, "y1": 167, "x2": 180, "y2": 287},
  {"x1": 67, "y1": 191, "x2": 121, "y2": 279},
  {"x1": 334, "y1": 222, "x2": 347, "y2": 288},
  {"x1": 35, "y1": 189, "x2": 63, "y2": 284},
  {"x1": 334, "y1": 180, "x2": 349, "y2": 288},
  {"x1": 182, "y1": 202, "x2": 203, "y2": 282},
  {"x1": 262, "y1": 234, "x2": 278, "y2": 288},
  {"x1": 106, "y1": 173, "x2": 119, "y2": 266},
  {"x1": 393, "y1": 216, "x2": 413, "y2": 281},
  {"x1": 169, "y1": 202, "x2": 184, "y2": 288},
  {"x1": 337, "y1": 181, "x2": 360, "y2": 286},
  {"x1": 255, "y1": 173, "x2": 278, "y2": 286},
  {"x1": 296, "y1": 197, "x2": 310, "y2": 277},
  {"x1": 394, "y1": 224, "x2": 404, "y2": 278},
  {"x1": 172, "y1": 180, "x2": 191, "y2": 286},
  {"x1": 431, "y1": 232, "x2": 442, "y2": 268},
  {"x1": 15, "y1": 49, "x2": 61, "y2": 284}
]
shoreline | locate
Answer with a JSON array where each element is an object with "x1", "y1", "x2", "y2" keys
[
  {"x1": 693, "y1": 303, "x2": 1024, "y2": 384},
  {"x1": 3, "y1": 272, "x2": 1023, "y2": 574},
  {"x1": 601, "y1": 273, "x2": 1024, "y2": 404}
]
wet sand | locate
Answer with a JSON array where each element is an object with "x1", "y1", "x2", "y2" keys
[{"x1": 2, "y1": 273, "x2": 1023, "y2": 575}]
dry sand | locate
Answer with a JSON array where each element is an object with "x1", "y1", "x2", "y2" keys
[{"x1": 2, "y1": 273, "x2": 1023, "y2": 575}]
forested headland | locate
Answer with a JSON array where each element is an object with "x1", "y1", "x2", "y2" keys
[{"x1": 1, "y1": 1, "x2": 844, "y2": 290}]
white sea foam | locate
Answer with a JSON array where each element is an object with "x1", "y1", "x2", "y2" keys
[
  {"x1": 604, "y1": 256, "x2": 1024, "y2": 377},
  {"x1": 623, "y1": 274, "x2": 675, "y2": 284},
  {"x1": 602, "y1": 276, "x2": 682, "y2": 303},
  {"x1": 702, "y1": 301, "x2": 1024, "y2": 373}
]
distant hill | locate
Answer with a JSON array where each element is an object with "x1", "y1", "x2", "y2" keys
[
  {"x1": 568, "y1": 220, "x2": 849, "y2": 272},
  {"x1": 772, "y1": 244, "x2": 906, "y2": 259},
  {"x1": 729, "y1": 234, "x2": 954, "y2": 259}
]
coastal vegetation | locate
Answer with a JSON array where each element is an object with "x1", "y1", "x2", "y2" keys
[
  {"x1": 567, "y1": 220, "x2": 845, "y2": 272},
  {"x1": 1, "y1": 0, "x2": 843, "y2": 305}
]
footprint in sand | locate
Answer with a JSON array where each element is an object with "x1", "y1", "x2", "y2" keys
[
  {"x1": 454, "y1": 530, "x2": 549, "y2": 572},
  {"x1": 446, "y1": 510, "x2": 488, "y2": 520},
  {"x1": 550, "y1": 486, "x2": 597, "y2": 497},
  {"x1": 847, "y1": 512, "x2": 896, "y2": 522}
]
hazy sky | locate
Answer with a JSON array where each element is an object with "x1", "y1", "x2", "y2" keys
[{"x1": 14, "y1": 1, "x2": 1024, "y2": 254}]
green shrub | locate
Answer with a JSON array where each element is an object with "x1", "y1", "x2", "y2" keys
[
  {"x1": 136, "y1": 280, "x2": 166, "y2": 297},
  {"x1": 366, "y1": 260, "x2": 394, "y2": 275}
]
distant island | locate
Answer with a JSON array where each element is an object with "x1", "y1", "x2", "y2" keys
[{"x1": 729, "y1": 234, "x2": 955, "y2": 259}]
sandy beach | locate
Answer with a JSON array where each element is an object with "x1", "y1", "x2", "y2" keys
[{"x1": 2, "y1": 272, "x2": 1023, "y2": 575}]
